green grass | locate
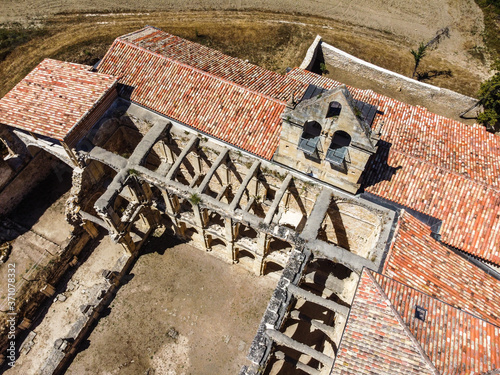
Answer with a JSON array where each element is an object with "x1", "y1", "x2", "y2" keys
[
  {"x1": 0, "y1": 23, "x2": 48, "y2": 62},
  {"x1": 474, "y1": 0, "x2": 500, "y2": 60}
]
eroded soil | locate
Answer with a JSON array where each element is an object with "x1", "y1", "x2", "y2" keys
[{"x1": 67, "y1": 240, "x2": 276, "y2": 375}]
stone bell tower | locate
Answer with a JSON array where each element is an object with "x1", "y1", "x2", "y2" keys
[{"x1": 273, "y1": 84, "x2": 379, "y2": 194}]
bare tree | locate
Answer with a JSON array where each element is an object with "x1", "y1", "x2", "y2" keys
[{"x1": 410, "y1": 27, "x2": 450, "y2": 78}]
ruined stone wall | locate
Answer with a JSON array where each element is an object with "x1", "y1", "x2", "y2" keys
[
  {"x1": 0, "y1": 151, "x2": 58, "y2": 216},
  {"x1": 0, "y1": 159, "x2": 13, "y2": 191},
  {"x1": 0, "y1": 230, "x2": 91, "y2": 367},
  {"x1": 72, "y1": 101, "x2": 394, "y2": 278},
  {"x1": 16, "y1": 98, "x2": 398, "y2": 375},
  {"x1": 321, "y1": 201, "x2": 382, "y2": 258},
  {"x1": 38, "y1": 251, "x2": 136, "y2": 375}
]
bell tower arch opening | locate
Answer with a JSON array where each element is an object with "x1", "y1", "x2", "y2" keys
[{"x1": 326, "y1": 130, "x2": 351, "y2": 170}]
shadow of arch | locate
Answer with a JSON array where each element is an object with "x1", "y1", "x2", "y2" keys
[
  {"x1": 184, "y1": 226, "x2": 199, "y2": 239},
  {"x1": 288, "y1": 180, "x2": 308, "y2": 216},
  {"x1": 142, "y1": 146, "x2": 162, "y2": 171},
  {"x1": 326, "y1": 200, "x2": 349, "y2": 250},
  {"x1": 238, "y1": 249, "x2": 255, "y2": 261},
  {"x1": 238, "y1": 224, "x2": 258, "y2": 240},
  {"x1": 268, "y1": 237, "x2": 293, "y2": 252},
  {"x1": 207, "y1": 211, "x2": 225, "y2": 227},
  {"x1": 210, "y1": 237, "x2": 227, "y2": 249},
  {"x1": 264, "y1": 260, "x2": 284, "y2": 276},
  {"x1": 224, "y1": 158, "x2": 243, "y2": 184},
  {"x1": 306, "y1": 258, "x2": 353, "y2": 281},
  {"x1": 149, "y1": 185, "x2": 163, "y2": 202},
  {"x1": 286, "y1": 300, "x2": 335, "y2": 352}
]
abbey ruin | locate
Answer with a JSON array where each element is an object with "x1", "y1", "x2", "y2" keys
[{"x1": 0, "y1": 26, "x2": 499, "y2": 375}]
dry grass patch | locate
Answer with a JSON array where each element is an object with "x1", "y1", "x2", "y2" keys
[{"x1": 0, "y1": 11, "x2": 488, "y2": 98}]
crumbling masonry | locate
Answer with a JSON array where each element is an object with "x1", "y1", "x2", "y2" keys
[
  {"x1": 2, "y1": 96, "x2": 397, "y2": 374},
  {"x1": 64, "y1": 98, "x2": 394, "y2": 375},
  {"x1": 0, "y1": 31, "x2": 402, "y2": 375}
]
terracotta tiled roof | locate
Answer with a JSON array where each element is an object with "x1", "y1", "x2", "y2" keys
[
  {"x1": 95, "y1": 29, "x2": 500, "y2": 261},
  {"x1": 366, "y1": 148, "x2": 500, "y2": 262},
  {"x1": 332, "y1": 269, "x2": 500, "y2": 374},
  {"x1": 331, "y1": 269, "x2": 438, "y2": 375},
  {"x1": 372, "y1": 271, "x2": 500, "y2": 375},
  {"x1": 118, "y1": 26, "x2": 307, "y2": 102},
  {"x1": 285, "y1": 68, "x2": 500, "y2": 264},
  {"x1": 286, "y1": 68, "x2": 500, "y2": 188},
  {"x1": 385, "y1": 211, "x2": 500, "y2": 327},
  {"x1": 97, "y1": 32, "x2": 286, "y2": 160},
  {"x1": 0, "y1": 58, "x2": 117, "y2": 142}
]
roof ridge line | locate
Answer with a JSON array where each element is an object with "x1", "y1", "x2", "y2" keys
[
  {"x1": 143, "y1": 29, "x2": 304, "y2": 86},
  {"x1": 116, "y1": 26, "x2": 154, "y2": 41},
  {"x1": 365, "y1": 193, "x2": 436, "y2": 226},
  {"x1": 116, "y1": 38, "x2": 287, "y2": 106},
  {"x1": 389, "y1": 147, "x2": 500, "y2": 193},
  {"x1": 96, "y1": 38, "x2": 120, "y2": 72},
  {"x1": 42, "y1": 57, "x2": 93, "y2": 71},
  {"x1": 289, "y1": 67, "x2": 500, "y2": 146},
  {"x1": 365, "y1": 270, "x2": 440, "y2": 375},
  {"x1": 369, "y1": 190, "x2": 500, "y2": 260},
  {"x1": 437, "y1": 242, "x2": 500, "y2": 269},
  {"x1": 381, "y1": 209, "x2": 404, "y2": 275}
]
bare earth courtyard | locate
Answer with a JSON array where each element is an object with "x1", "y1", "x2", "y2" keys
[
  {"x1": 65, "y1": 239, "x2": 275, "y2": 375},
  {"x1": 0, "y1": 0, "x2": 500, "y2": 372}
]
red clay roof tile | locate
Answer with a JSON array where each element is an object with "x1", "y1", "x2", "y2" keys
[
  {"x1": 97, "y1": 32, "x2": 286, "y2": 160},
  {"x1": 119, "y1": 26, "x2": 307, "y2": 102},
  {"x1": 0, "y1": 58, "x2": 117, "y2": 142},
  {"x1": 333, "y1": 269, "x2": 500, "y2": 374},
  {"x1": 373, "y1": 270, "x2": 500, "y2": 374},
  {"x1": 384, "y1": 211, "x2": 500, "y2": 327},
  {"x1": 94, "y1": 27, "x2": 500, "y2": 264},
  {"x1": 286, "y1": 68, "x2": 500, "y2": 265},
  {"x1": 331, "y1": 270, "x2": 437, "y2": 375}
]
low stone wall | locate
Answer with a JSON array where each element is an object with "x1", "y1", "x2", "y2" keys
[
  {"x1": 300, "y1": 37, "x2": 480, "y2": 121},
  {"x1": 0, "y1": 229, "x2": 91, "y2": 368},
  {"x1": 39, "y1": 252, "x2": 135, "y2": 375},
  {"x1": 299, "y1": 35, "x2": 322, "y2": 71},
  {"x1": 240, "y1": 247, "x2": 311, "y2": 375}
]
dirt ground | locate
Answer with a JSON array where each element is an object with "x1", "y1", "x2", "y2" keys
[
  {"x1": 0, "y1": 0, "x2": 491, "y2": 100},
  {"x1": 66, "y1": 239, "x2": 276, "y2": 375},
  {"x1": 4, "y1": 236, "x2": 124, "y2": 375},
  {"x1": 0, "y1": 0, "x2": 485, "y2": 47}
]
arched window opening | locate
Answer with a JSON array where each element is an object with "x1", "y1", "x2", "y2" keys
[
  {"x1": 326, "y1": 131, "x2": 351, "y2": 166},
  {"x1": 298, "y1": 121, "x2": 322, "y2": 155},
  {"x1": 326, "y1": 101, "x2": 342, "y2": 118}
]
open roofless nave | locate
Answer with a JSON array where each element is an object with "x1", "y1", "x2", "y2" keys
[{"x1": 0, "y1": 26, "x2": 499, "y2": 375}]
